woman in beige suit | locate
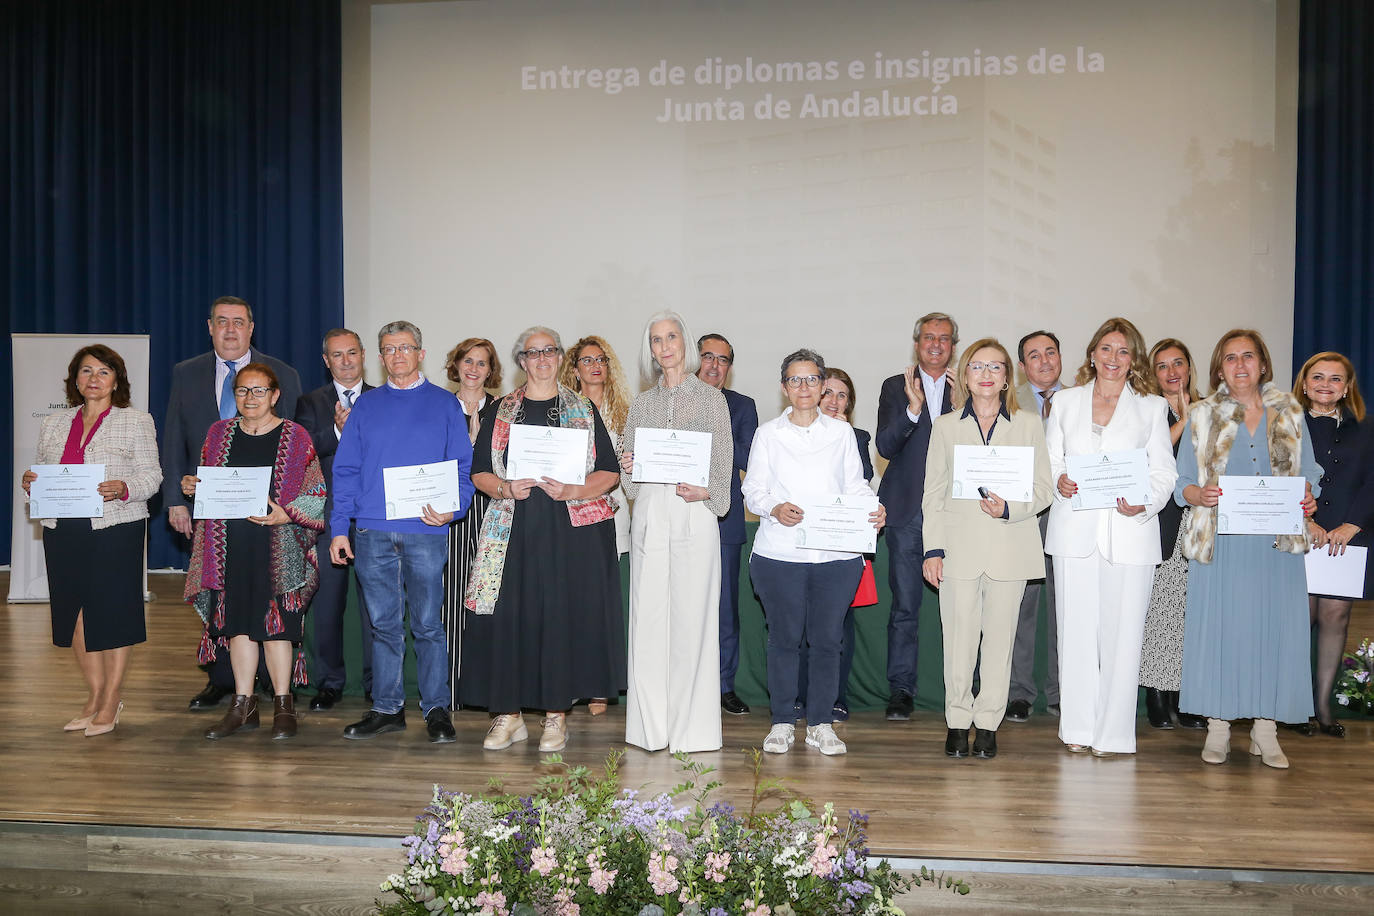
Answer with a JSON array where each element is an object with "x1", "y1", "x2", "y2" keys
[
  {"x1": 922, "y1": 338, "x2": 1052, "y2": 759},
  {"x1": 1045, "y1": 318, "x2": 1178, "y2": 757},
  {"x1": 21, "y1": 345, "x2": 162, "y2": 736}
]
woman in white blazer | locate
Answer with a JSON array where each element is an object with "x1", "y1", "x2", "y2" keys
[
  {"x1": 1044, "y1": 318, "x2": 1177, "y2": 756},
  {"x1": 21, "y1": 345, "x2": 162, "y2": 737}
]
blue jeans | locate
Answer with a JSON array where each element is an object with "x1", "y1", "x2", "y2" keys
[{"x1": 353, "y1": 528, "x2": 449, "y2": 716}]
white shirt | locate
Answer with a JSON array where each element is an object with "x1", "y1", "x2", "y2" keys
[
  {"x1": 214, "y1": 352, "x2": 253, "y2": 413},
  {"x1": 742, "y1": 409, "x2": 875, "y2": 564},
  {"x1": 386, "y1": 373, "x2": 427, "y2": 391},
  {"x1": 906, "y1": 366, "x2": 950, "y2": 424},
  {"x1": 333, "y1": 379, "x2": 363, "y2": 438}
]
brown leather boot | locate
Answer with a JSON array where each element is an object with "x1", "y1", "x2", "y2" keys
[
  {"x1": 271, "y1": 694, "x2": 297, "y2": 740},
  {"x1": 205, "y1": 695, "x2": 259, "y2": 739}
]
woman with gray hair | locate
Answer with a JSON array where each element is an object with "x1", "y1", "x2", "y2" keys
[
  {"x1": 619, "y1": 310, "x2": 733, "y2": 753},
  {"x1": 742, "y1": 348, "x2": 885, "y2": 756},
  {"x1": 459, "y1": 326, "x2": 626, "y2": 753}
]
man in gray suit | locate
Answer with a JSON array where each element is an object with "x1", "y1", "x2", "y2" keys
[
  {"x1": 1006, "y1": 330, "x2": 1064, "y2": 722},
  {"x1": 162, "y1": 295, "x2": 302, "y2": 710}
]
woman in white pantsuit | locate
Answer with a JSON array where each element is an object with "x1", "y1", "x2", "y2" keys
[
  {"x1": 620, "y1": 310, "x2": 734, "y2": 753},
  {"x1": 1045, "y1": 318, "x2": 1177, "y2": 756}
]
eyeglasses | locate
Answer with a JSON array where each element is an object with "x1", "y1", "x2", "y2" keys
[
  {"x1": 784, "y1": 375, "x2": 822, "y2": 389},
  {"x1": 380, "y1": 344, "x2": 419, "y2": 356},
  {"x1": 968, "y1": 361, "x2": 1006, "y2": 374},
  {"x1": 577, "y1": 355, "x2": 607, "y2": 366},
  {"x1": 234, "y1": 386, "x2": 274, "y2": 397},
  {"x1": 521, "y1": 346, "x2": 561, "y2": 360},
  {"x1": 700, "y1": 353, "x2": 732, "y2": 366}
]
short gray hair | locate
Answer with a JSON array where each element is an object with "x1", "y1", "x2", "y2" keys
[
  {"x1": 321, "y1": 328, "x2": 363, "y2": 353},
  {"x1": 780, "y1": 348, "x2": 826, "y2": 382},
  {"x1": 511, "y1": 326, "x2": 563, "y2": 369},
  {"x1": 913, "y1": 311, "x2": 959, "y2": 347},
  {"x1": 638, "y1": 310, "x2": 701, "y2": 385},
  {"x1": 378, "y1": 320, "x2": 422, "y2": 349}
]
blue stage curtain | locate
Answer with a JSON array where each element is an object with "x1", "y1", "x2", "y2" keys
[
  {"x1": 1, "y1": 0, "x2": 343, "y2": 567},
  {"x1": 1294, "y1": 1, "x2": 1373, "y2": 382}
]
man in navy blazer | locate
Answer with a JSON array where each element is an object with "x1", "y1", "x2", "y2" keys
[
  {"x1": 698, "y1": 333, "x2": 758, "y2": 716},
  {"x1": 294, "y1": 328, "x2": 374, "y2": 711},
  {"x1": 875, "y1": 312, "x2": 957, "y2": 720},
  {"x1": 161, "y1": 296, "x2": 302, "y2": 710}
]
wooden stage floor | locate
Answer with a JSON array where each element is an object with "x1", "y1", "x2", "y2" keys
[{"x1": 4, "y1": 571, "x2": 1374, "y2": 911}]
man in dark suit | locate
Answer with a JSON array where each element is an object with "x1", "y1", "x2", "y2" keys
[
  {"x1": 697, "y1": 333, "x2": 758, "y2": 716},
  {"x1": 875, "y1": 311, "x2": 957, "y2": 720},
  {"x1": 162, "y1": 295, "x2": 303, "y2": 710},
  {"x1": 294, "y1": 328, "x2": 374, "y2": 711}
]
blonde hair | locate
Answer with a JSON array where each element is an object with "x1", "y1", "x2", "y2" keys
[
  {"x1": 558, "y1": 335, "x2": 632, "y2": 435},
  {"x1": 1294, "y1": 351, "x2": 1366, "y2": 422},
  {"x1": 952, "y1": 338, "x2": 1019, "y2": 416},
  {"x1": 1074, "y1": 317, "x2": 1150, "y2": 393}
]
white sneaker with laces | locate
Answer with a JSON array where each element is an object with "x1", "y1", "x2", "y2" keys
[
  {"x1": 763, "y1": 723, "x2": 795, "y2": 754},
  {"x1": 483, "y1": 713, "x2": 528, "y2": 750},
  {"x1": 806, "y1": 723, "x2": 847, "y2": 756}
]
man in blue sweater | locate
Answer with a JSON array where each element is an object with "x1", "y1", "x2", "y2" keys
[{"x1": 329, "y1": 320, "x2": 473, "y2": 743}]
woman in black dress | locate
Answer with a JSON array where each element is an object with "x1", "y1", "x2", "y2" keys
[
  {"x1": 182, "y1": 364, "x2": 326, "y2": 741},
  {"x1": 459, "y1": 327, "x2": 625, "y2": 752},
  {"x1": 1293, "y1": 351, "x2": 1373, "y2": 738}
]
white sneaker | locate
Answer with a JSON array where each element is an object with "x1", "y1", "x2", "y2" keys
[
  {"x1": 539, "y1": 713, "x2": 568, "y2": 752},
  {"x1": 483, "y1": 713, "x2": 528, "y2": 750},
  {"x1": 806, "y1": 723, "x2": 847, "y2": 756},
  {"x1": 763, "y1": 723, "x2": 795, "y2": 754}
]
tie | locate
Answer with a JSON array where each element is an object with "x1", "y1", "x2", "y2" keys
[
  {"x1": 1042, "y1": 389, "x2": 1055, "y2": 420},
  {"x1": 219, "y1": 361, "x2": 237, "y2": 420},
  {"x1": 342, "y1": 389, "x2": 355, "y2": 408}
]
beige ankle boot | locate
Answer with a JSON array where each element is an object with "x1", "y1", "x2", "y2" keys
[
  {"x1": 1249, "y1": 718, "x2": 1289, "y2": 769},
  {"x1": 1201, "y1": 717, "x2": 1230, "y2": 764}
]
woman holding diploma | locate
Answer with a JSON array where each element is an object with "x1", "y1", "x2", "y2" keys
[
  {"x1": 1045, "y1": 317, "x2": 1176, "y2": 757},
  {"x1": 439, "y1": 337, "x2": 503, "y2": 710},
  {"x1": 620, "y1": 310, "x2": 733, "y2": 753},
  {"x1": 182, "y1": 363, "x2": 326, "y2": 740},
  {"x1": 743, "y1": 349, "x2": 884, "y2": 756},
  {"x1": 1176, "y1": 330, "x2": 1319, "y2": 768},
  {"x1": 922, "y1": 339, "x2": 1051, "y2": 759},
  {"x1": 460, "y1": 327, "x2": 624, "y2": 753},
  {"x1": 1292, "y1": 352, "x2": 1374, "y2": 739},
  {"x1": 22, "y1": 344, "x2": 161, "y2": 736}
]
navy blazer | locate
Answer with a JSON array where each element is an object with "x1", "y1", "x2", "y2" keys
[
  {"x1": 718, "y1": 387, "x2": 759, "y2": 546},
  {"x1": 875, "y1": 372, "x2": 953, "y2": 528},
  {"x1": 854, "y1": 427, "x2": 874, "y2": 483},
  {"x1": 1308, "y1": 412, "x2": 1374, "y2": 597},
  {"x1": 159, "y1": 349, "x2": 302, "y2": 510},
  {"x1": 294, "y1": 381, "x2": 376, "y2": 483}
]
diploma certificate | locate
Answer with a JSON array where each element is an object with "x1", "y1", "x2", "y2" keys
[
  {"x1": 1066, "y1": 448, "x2": 1149, "y2": 510},
  {"x1": 951, "y1": 445, "x2": 1035, "y2": 502},
  {"x1": 193, "y1": 466, "x2": 272, "y2": 519},
  {"x1": 28, "y1": 464, "x2": 105, "y2": 519},
  {"x1": 1305, "y1": 546, "x2": 1367, "y2": 599},
  {"x1": 505, "y1": 426, "x2": 589, "y2": 485},
  {"x1": 382, "y1": 459, "x2": 462, "y2": 520},
  {"x1": 794, "y1": 492, "x2": 881, "y2": 553},
  {"x1": 631, "y1": 427, "x2": 712, "y2": 486},
  {"x1": 1217, "y1": 475, "x2": 1305, "y2": 536}
]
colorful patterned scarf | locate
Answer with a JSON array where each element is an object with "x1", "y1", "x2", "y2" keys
[{"x1": 464, "y1": 384, "x2": 616, "y2": 614}]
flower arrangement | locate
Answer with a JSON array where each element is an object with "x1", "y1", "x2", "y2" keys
[
  {"x1": 1335, "y1": 638, "x2": 1374, "y2": 714},
  {"x1": 377, "y1": 750, "x2": 968, "y2": 915}
]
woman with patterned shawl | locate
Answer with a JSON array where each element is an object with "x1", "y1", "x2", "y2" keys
[
  {"x1": 182, "y1": 363, "x2": 326, "y2": 741},
  {"x1": 459, "y1": 326, "x2": 625, "y2": 753}
]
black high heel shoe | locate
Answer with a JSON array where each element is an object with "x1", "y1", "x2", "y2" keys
[
  {"x1": 1316, "y1": 719, "x2": 1346, "y2": 738},
  {"x1": 1282, "y1": 718, "x2": 1317, "y2": 736}
]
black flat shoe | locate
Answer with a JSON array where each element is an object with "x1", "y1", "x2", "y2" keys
[
  {"x1": 188, "y1": 682, "x2": 232, "y2": 711},
  {"x1": 1282, "y1": 720, "x2": 1317, "y2": 737},
  {"x1": 1005, "y1": 699, "x2": 1031, "y2": 722},
  {"x1": 1176, "y1": 712, "x2": 1208, "y2": 729},
  {"x1": 944, "y1": 727, "x2": 969, "y2": 758},
  {"x1": 721, "y1": 691, "x2": 750, "y2": 716},
  {"x1": 310, "y1": 687, "x2": 344, "y2": 711},
  {"x1": 343, "y1": 709, "x2": 406, "y2": 739},
  {"x1": 972, "y1": 728, "x2": 997, "y2": 759},
  {"x1": 886, "y1": 691, "x2": 914, "y2": 721},
  {"x1": 1317, "y1": 720, "x2": 1346, "y2": 738},
  {"x1": 1144, "y1": 688, "x2": 1173, "y2": 729},
  {"x1": 425, "y1": 708, "x2": 456, "y2": 743}
]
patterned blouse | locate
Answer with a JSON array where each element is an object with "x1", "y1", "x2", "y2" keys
[{"x1": 621, "y1": 373, "x2": 734, "y2": 517}]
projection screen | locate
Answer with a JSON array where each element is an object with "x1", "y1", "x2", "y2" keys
[{"x1": 343, "y1": 0, "x2": 1298, "y2": 457}]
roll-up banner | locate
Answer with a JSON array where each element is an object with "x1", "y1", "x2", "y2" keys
[{"x1": 9, "y1": 334, "x2": 151, "y2": 602}]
